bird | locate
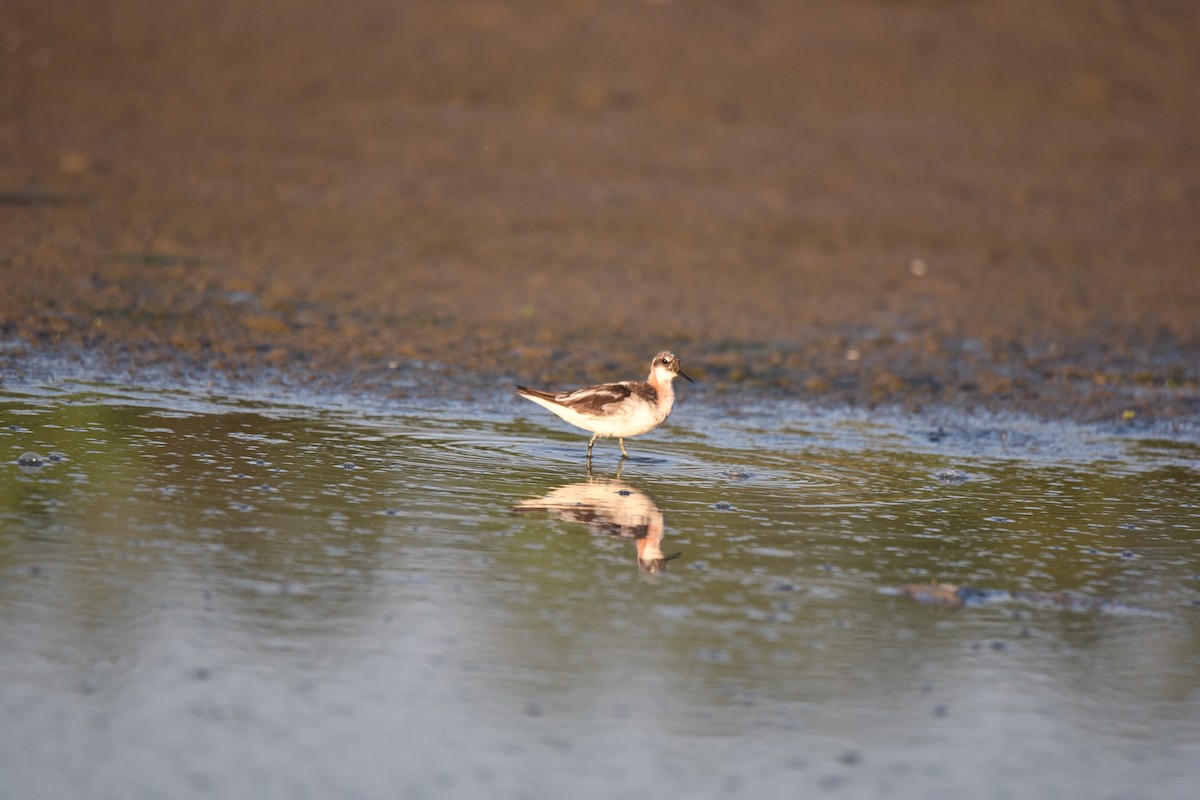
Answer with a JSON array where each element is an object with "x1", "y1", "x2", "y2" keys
[{"x1": 516, "y1": 351, "x2": 693, "y2": 461}]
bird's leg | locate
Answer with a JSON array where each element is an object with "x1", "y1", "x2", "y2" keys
[
  {"x1": 619, "y1": 438, "x2": 630, "y2": 458},
  {"x1": 587, "y1": 433, "x2": 598, "y2": 462}
]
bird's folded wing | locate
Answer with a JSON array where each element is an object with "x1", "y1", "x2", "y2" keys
[{"x1": 556, "y1": 382, "x2": 633, "y2": 414}]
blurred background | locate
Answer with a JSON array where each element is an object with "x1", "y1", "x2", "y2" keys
[{"x1": 2, "y1": 0, "x2": 1198, "y2": 418}]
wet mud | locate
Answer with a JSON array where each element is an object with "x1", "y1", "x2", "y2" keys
[{"x1": 2, "y1": 0, "x2": 1199, "y2": 421}]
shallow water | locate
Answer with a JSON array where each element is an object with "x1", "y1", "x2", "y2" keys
[{"x1": 1, "y1": 381, "x2": 1198, "y2": 799}]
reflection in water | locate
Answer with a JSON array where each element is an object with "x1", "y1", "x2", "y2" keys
[{"x1": 513, "y1": 479, "x2": 681, "y2": 574}]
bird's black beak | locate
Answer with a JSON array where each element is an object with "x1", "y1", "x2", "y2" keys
[{"x1": 678, "y1": 369, "x2": 695, "y2": 384}]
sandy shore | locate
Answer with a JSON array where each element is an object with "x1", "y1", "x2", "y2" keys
[{"x1": 3, "y1": 0, "x2": 1198, "y2": 422}]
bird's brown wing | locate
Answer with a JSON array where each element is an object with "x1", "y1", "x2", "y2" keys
[{"x1": 555, "y1": 382, "x2": 635, "y2": 414}]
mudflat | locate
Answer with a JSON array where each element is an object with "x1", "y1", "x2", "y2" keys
[{"x1": 3, "y1": 0, "x2": 1197, "y2": 421}]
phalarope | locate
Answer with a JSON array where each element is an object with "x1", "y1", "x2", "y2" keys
[{"x1": 516, "y1": 351, "x2": 694, "y2": 461}]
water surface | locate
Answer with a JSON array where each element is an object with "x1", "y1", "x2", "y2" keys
[{"x1": 2, "y1": 381, "x2": 1197, "y2": 799}]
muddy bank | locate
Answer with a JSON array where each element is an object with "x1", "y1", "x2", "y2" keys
[{"x1": 2, "y1": 0, "x2": 1198, "y2": 422}]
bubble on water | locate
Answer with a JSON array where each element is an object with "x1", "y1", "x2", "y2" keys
[
  {"x1": 713, "y1": 500, "x2": 733, "y2": 510},
  {"x1": 17, "y1": 452, "x2": 44, "y2": 466},
  {"x1": 933, "y1": 468, "x2": 968, "y2": 484},
  {"x1": 47, "y1": 451, "x2": 67, "y2": 462}
]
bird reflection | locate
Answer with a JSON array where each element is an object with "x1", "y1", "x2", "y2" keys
[{"x1": 513, "y1": 479, "x2": 681, "y2": 574}]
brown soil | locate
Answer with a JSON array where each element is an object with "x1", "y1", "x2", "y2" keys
[{"x1": 3, "y1": 0, "x2": 1198, "y2": 422}]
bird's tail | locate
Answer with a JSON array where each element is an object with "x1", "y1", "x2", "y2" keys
[{"x1": 515, "y1": 386, "x2": 558, "y2": 402}]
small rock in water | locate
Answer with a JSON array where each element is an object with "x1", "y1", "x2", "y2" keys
[
  {"x1": 17, "y1": 452, "x2": 45, "y2": 467},
  {"x1": 713, "y1": 500, "x2": 733, "y2": 510},
  {"x1": 933, "y1": 468, "x2": 968, "y2": 485},
  {"x1": 723, "y1": 468, "x2": 755, "y2": 481}
]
